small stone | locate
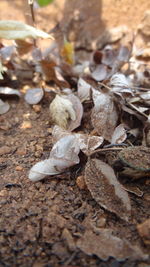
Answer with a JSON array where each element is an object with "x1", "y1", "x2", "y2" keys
[
  {"x1": 76, "y1": 175, "x2": 86, "y2": 190},
  {"x1": 137, "y1": 218, "x2": 150, "y2": 245},
  {"x1": 15, "y1": 166, "x2": 23, "y2": 171},
  {"x1": 35, "y1": 144, "x2": 43, "y2": 152},
  {"x1": 32, "y1": 104, "x2": 41, "y2": 113},
  {"x1": 20, "y1": 120, "x2": 32, "y2": 129},
  {"x1": 96, "y1": 216, "x2": 106, "y2": 228},
  {"x1": 16, "y1": 147, "x2": 27, "y2": 156},
  {"x1": 0, "y1": 146, "x2": 12, "y2": 155}
]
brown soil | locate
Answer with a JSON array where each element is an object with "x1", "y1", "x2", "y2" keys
[{"x1": 0, "y1": 1, "x2": 150, "y2": 266}]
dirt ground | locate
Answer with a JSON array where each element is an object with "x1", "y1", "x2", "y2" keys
[{"x1": 0, "y1": 1, "x2": 150, "y2": 266}]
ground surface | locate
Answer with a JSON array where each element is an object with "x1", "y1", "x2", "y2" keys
[{"x1": 0, "y1": 1, "x2": 150, "y2": 266}]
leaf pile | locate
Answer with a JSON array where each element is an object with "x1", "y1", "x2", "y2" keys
[{"x1": 1, "y1": 17, "x2": 150, "y2": 262}]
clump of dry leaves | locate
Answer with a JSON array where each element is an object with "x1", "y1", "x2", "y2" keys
[{"x1": 0, "y1": 16, "x2": 150, "y2": 263}]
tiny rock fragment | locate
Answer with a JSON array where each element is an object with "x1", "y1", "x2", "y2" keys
[
  {"x1": 32, "y1": 104, "x2": 41, "y2": 113},
  {"x1": 15, "y1": 166, "x2": 23, "y2": 171},
  {"x1": 0, "y1": 146, "x2": 12, "y2": 155},
  {"x1": 62, "y1": 228, "x2": 76, "y2": 251},
  {"x1": 16, "y1": 147, "x2": 27, "y2": 156},
  {"x1": 20, "y1": 121, "x2": 32, "y2": 129},
  {"x1": 76, "y1": 175, "x2": 86, "y2": 190},
  {"x1": 137, "y1": 219, "x2": 150, "y2": 245}
]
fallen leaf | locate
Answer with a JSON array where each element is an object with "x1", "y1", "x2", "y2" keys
[
  {"x1": 111, "y1": 124, "x2": 127, "y2": 144},
  {"x1": 91, "y1": 64, "x2": 108, "y2": 81},
  {"x1": 61, "y1": 40, "x2": 74, "y2": 65},
  {"x1": 24, "y1": 88, "x2": 44, "y2": 104},
  {"x1": 91, "y1": 89, "x2": 118, "y2": 142},
  {"x1": 77, "y1": 228, "x2": 148, "y2": 261},
  {"x1": 0, "y1": 87, "x2": 21, "y2": 97},
  {"x1": 29, "y1": 135, "x2": 80, "y2": 182},
  {"x1": 49, "y1": 94, "x2": 76, "y2": 129},
  {"x1": 77, "y1": 78, "x2": 91, "y2": 102},
  {"x1": 0, "y1": 60, "x2": 4, "y2": 79},
  {"x1": 0, "y1": 20, "x2": 53, "y2": 40},
  {"x1": 67, "y1": 94, "x2": 83, "y2": 131},
  {"x1": 0, "y1": 99, "x2": 10, "y2": 114},
  {"x1": 110, "y1": 73, "x2": 134, "y2": 97},
  {"x1": 85, "y1": 159, "x2": 131, "y2": 221}
]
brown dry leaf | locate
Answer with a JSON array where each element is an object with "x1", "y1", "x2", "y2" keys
[
  {"x1": 91, "y1": 89, "x2": 118, "y2": 142},
  {"x1": 85, "y1": 159, "x2": 131, "y2": 221},
  {"x1": 111, "y1": 124, "x2": 127, "y2": 144},
  {"x1": 15, "y1": 40, "x2": 34, "y2": 56},
  {"x1": 77, "y1": 228, "x2": 148, "y2": 261}
]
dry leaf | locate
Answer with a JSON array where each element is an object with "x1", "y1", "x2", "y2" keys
[
  {"x1": 0, "y1": 87, "x2": 21, "y2": 97},
  {"x1": 0, "y1": 99, "x2": 10, "y2": 114},
  {"x1": 24, "y1": 88, "x2": 44, "y2": 104},
  {"x1": 91, "y1": 89, "x2": 118, "y2": 142},
  {"x1": 91, "y1": 64, "x2": 108, "y2": 81},
  {"x1": 85, "y1": 159, "x2": 131, "y2": 221},
  {"x1": 0, "y1": 20, "x2": 53, "y2": 40},
  {"x1": 67, "y1": 94, "x2": 83, "y2": 131},
  {"x1": 111, "y1": 124, "x2": 127, "y2": 144},
  {"x1": 52, "y1": 125, "x2": 103, "y2": 155},
  {"x1": 0, "y1": 60, "x2": 4, "y2": 79},
  {"x1": 77, "y1": 78, "x2": 91, "y2": 102},
  {"x1": 110, "y1": 73, "x2": 133, "y2": 97},
  {"x1": 49, "y1": 94, "x2": 76, "y2": 129},
  {"x1": 77, "y1": 228, "x2": 148, "y2": 261},
  {"x1": 29, "y1": 135, "x2": 80, "y2": 182}
]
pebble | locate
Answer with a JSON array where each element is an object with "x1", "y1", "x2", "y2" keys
[
  {"x1": 20, "y1": 121, "x2": 32, "y2": 129},
  {"x1": 0, "y1": 146, "x2": 12, "y2": 155},
  {"x1": 16, "y1": 147, "x2": 27, "y2": 156},
  {"x1": 76, "y1": 175, "x2": 86, "y2": 190},
  {"x1": 15, "y1": 166, "x2": 23, "y2": 171},
  {"x1": 32, "y1": 104, "x2": 41, "y2": 113},
  {"x1": 137, "y1": 218, "x2": 150, "y2": 245}
]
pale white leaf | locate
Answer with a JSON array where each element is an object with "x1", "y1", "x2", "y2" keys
[
  {"x1": 0, "y1": 99, "x2": 10, "y2": 114},
  {"x1": 91, "y1": 64, "x2": 108, "y2": 81},
  {"x1": 0, "y1": 60, "x2": 4, "y2": 79},
  {"x1": 29, "y1": 135, "x2": 80, "y2": 182},
  {"x1": 0, "y1": 87, "x2": 21, "y2": 97},
  {"x1": 49, "y1": 94, "x2": 76, "y2": 129},
  {"x1": 0, "y1": 20, "x2": 53, "y2": 40},
  {"x1": 111, "y1": 124, "x2": 127, "y2": 144},
  {"x1": 67, "y1": 94, "x2": 83, "y2": 131},
  {"x1": 24, "y1": 88, "x2": 44, "y2": 104},
  {"x1": 77, "y1": 78, "x2": 91, "y2": 102},
  {"x1": 110, "y1": 73, "x2": 134, "y2": 97},
  {"x1": 77, "y1": 134, "x2": 104, "y2": 155},
  {"x1": 91, "y1": 89, "x2": 118, "y2": 142}
]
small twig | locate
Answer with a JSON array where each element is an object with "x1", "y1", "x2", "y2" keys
[
  {"x1": 128, "y1": 102, "x2": 148, "y2": 119},
  {"x1": 98, "y1": 81, "x2": 111, "y2": 91},
  {"x1": 28, "y1": 0, "x2": 35, "y2": 24},
  {"x1": 89, "y1": 147, "x2": 123, "y2": 156}
]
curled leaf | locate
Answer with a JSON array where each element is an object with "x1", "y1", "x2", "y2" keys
[
  {"x1": 29, "y1": 135, "x2": 80, "y2": 182},
  {"x1": 111, "y1": 124, "x2": 127, "y2": 144},
  {"x1": 49, "y1": 94, "x2": 76, "y2": 129},
  {"x1": 91, "y1": 89, "x2": 118, "y2": 142}
]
